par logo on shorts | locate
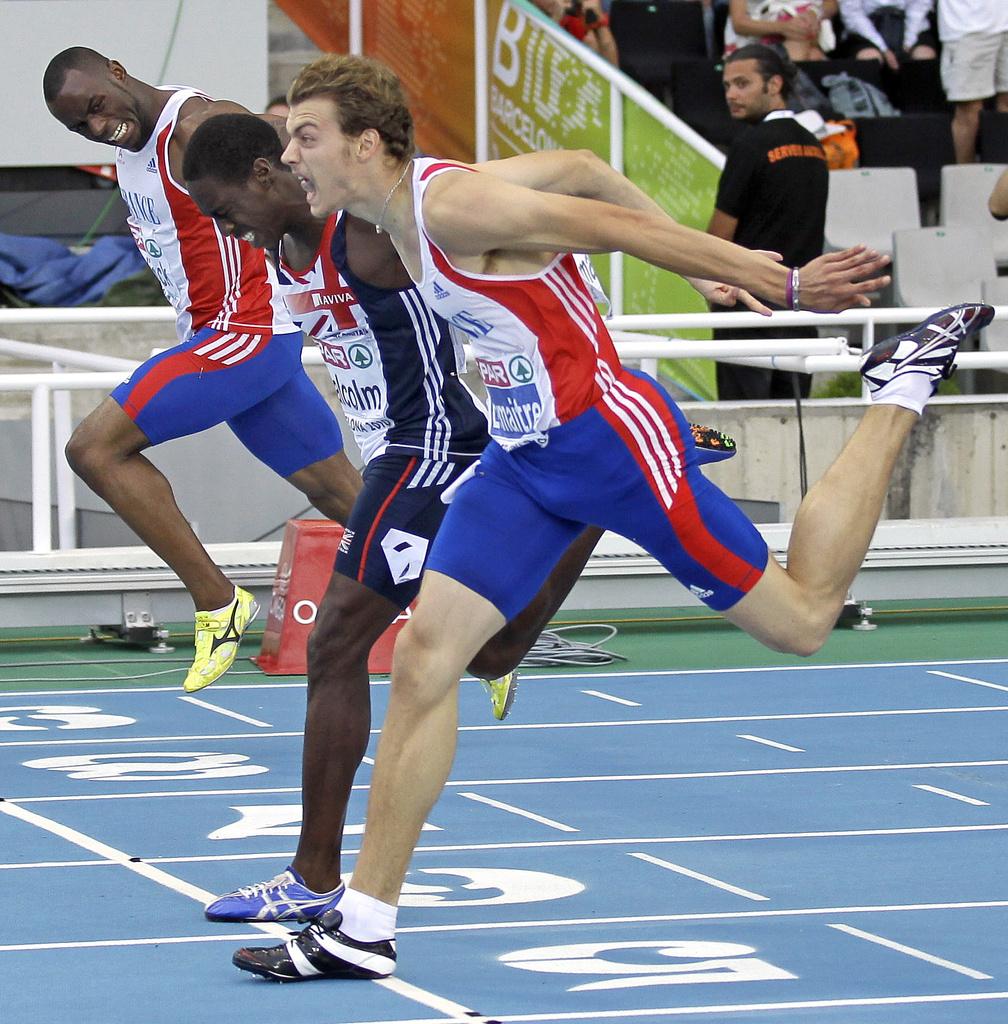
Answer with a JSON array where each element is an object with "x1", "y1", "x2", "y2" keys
[
  {"x1": 380, "y1": 528, "x2": 429, "y2": 584},
  {"x1": 508, "y1": 355, "x2": 534, "y2": 384},
  {"x1": 348, "y1": 342, "x2": 373, "y2": 369},
  {"x1": 321, "y1": 342, "x2": 351, "y2": 370},
  {"x1": 689, "y1": 584, "x2": 714, "y2": 600},
  {"x1": 476, "y1": 357, "x2": 510, "y2": 388}
]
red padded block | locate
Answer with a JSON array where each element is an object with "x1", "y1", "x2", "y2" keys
[{"x1": 254, "y1": 519, "x2": 409, "y2": 675}]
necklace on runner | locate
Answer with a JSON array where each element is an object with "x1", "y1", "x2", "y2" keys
[{"x1": 375, "y1": 160, "x2": 411, "y2": 234}]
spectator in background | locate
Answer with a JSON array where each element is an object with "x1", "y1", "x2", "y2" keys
[
  {"x1": 724, "y1": 0, "x2": 838, "y2": 61},
  {"x1": 264, "y1": 93, "x2": 289, "y2": 117},
  {"x1": 838, "y1": 0, "x2": 936, "y2": 69},
  {"x1": 938, "y1": 0, "x2": 1008, "y2": 164},
  {"x1": 708, "y1": 45, "x2": 828, "y2": 399},
  {"x1": 530, "y1": 0, "x2": 619, "y2": 65},
  {"x1": 990, "y1": 167, "x2": 1008, "y2": 220}
]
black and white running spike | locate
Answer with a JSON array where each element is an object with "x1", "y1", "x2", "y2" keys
[
  {"x1": 232, "y1": 907, "x2": 396, "y2": 982},
  {"x1": 860, "y1": 302, "x2": 995, "y2": 397}
]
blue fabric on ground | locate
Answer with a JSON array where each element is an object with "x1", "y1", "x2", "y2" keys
[{"x1": 0, "y1": 232, "x2": 146, "y2": 306}]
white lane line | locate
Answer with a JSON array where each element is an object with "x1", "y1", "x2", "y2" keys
[
  {"x1": 344, "y1": 992, "x2": 1008, "y2": 1022},
  {"x1": 178, "y1": 695, "x2": 271, "y2": 728},
  {"x1": 0, "y1": 933, "x2": 262, "y2": 952},
  {"x1": 459, "y1": 792, "x2": 578, "y2": 832},
  {"x1": 628, "y1": 852, "x2": 768, "y2": 901},
  {"x1": 929, "y1": 670, "x2": 1008, "y2": 693},
  {"x1": 15, "y1": 757, "x2": 1008, "y2": 804},
  {"x1": 914, "y1": 784, "x2": 990, "y2": 806},
  {"x1": 5, "y1": 704, "x2": 1008, "y2": 747},
  {"x1": 829, "y1": 922, "x2": 992, "y2": 979},
  {"x1": 5, "y1": 819, "x2": 1008, "y2": 870},
  {"x1": 457, "y1": 705, "x2": 1008, "y2": 733},
  {"x1": 737, "y1": 734, "x2": 805, "y2": 753},
  {"x1": 581, "y1": 690, "x2": 641, "y2": 707},
  {"x1": 0, "y1": 802, "x2": 482, "y2": 1020},
  {"x1": 7, "y1": 901, "x2": 1008, "y2": 949},
  {"x1": 0, "y1": 730, "x2": 302, "y2": 748},
  {"x1": 6, "y1": 656, "x2": 1008, "y2": 698}
]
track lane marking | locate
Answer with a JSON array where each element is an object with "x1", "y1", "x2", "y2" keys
[
  {"x1": 459, "y1": 792, "x2": 578, "y2": 831},
  {"x1": 13, "y1": 757, "x2": 1008, "y2": 797},
  {"x1": 2, "y1": 897, "x2": 1008, "y2": 941},
  {"x1": 581, "y1": 690, "x2": 641, "y2": 706},
  {"x1": 828, "y1": 922, "x2": 992, "y2": 979},
  {"x1": 628, "y1": 852, "x2": 768, "y2": 900},
  {"x1": 737, "y1": 735, "x2": 804, "y2": 753},
  {"x1": 0, "y1": 801, "x2": 488, "y2": 1020},
  {"x1": 6, "y1": 819, "x2": 1008, "y2": 869},
  {"x1": 5, "y1": 656, "x2": 1008, "y2": 699},
  {"x1": 914, "y1": 784, "x2": 990, "y2": 806},
  {"x1": 929, "y1": 670, "x2": 1008, "y2": 693},
  {"x1": 0, "y1": 933, "x2": 263, "y2": 952},
  {"x1": 177, "y1": 695, "x2": 271, "y2": 727},
  {"x1": 7, "y1": 703, "x2": 1008, "y2": 748}
]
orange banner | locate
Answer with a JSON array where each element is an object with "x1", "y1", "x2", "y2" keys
[
  {"x1": 275, "y1": 0, "x2": 349, "y2": 53},
  {"x1": 275, "y1": 0, "x2": 478, "y2": 160},
  {"x1": 363, "y1": 1, "x2": 475, "y2": 160}
]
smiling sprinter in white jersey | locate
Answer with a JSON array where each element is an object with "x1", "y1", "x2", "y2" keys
[{"x1": 43, "y1": 47, "x2": 361, "y2": 693}]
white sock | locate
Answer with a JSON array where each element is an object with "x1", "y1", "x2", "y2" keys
[
  {"x1": 338, "y1": 887, "x2": 397, "y2": 942},
  {"x1": 870, "y1": 371, "x2": 933, "y2": 416}
]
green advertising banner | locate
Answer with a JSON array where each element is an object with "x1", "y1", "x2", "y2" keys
[
  {"x1": 488, "y1": 0, "x2": 612, "y2": 293},
  {"x1": 487, "y1": 0, "x2": 723, "y2": 398},
  {"x1": 622, "y1": 101, "x2": 724, "y2": 399}
]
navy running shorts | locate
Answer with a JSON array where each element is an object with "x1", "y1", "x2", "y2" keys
[{"x1": 335, "y1": 453, "x2": 477, "y2": 607}]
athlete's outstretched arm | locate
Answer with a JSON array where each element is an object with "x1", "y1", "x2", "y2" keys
[
  {"x1": 422, "y1": 171, "x2": 889, "y2": 312},
  {"x1": 480, "y1": 150, "x2": 772, "y2": 313},
  {"x1": 476, "y1": 150, "x2": 665, "y2": 215}
]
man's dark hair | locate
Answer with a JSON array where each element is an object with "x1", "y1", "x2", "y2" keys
[
  {"x1": 724, "y1": 44, "x2": 796, "y2": 100},
  {"x1": 43, "y1": 46, "x2": 109, "y2": 103},
  {"x1": 183, "y1": 113, "x2": 283, "y2": 184}
]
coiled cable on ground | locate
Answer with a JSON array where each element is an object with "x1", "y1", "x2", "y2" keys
[{"x1": 519, "y1": 624, "x2": 627, "y2": 668}]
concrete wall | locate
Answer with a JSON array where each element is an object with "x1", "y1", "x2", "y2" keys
[{"x1": 690, "y1": 395, "x2": 1008, "y2": 523}]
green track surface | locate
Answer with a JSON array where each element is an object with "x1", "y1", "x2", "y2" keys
[{"x1": 1, "y1": 598, "x2": 1004, "y2": 693}]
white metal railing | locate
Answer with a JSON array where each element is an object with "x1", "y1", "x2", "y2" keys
[{"x1": 1, "y1": 304, "x2": 1007, "y2": 554}]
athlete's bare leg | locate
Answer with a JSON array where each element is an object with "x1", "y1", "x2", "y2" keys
[
  {"x1": 286, "y1": 451, "x2": 363, "y2": 525},
  {"x1": 351, "y1": 571, "x2": 504, "y2": 904},
  {"x1": 292, "y1": 526, "x2": 603, "y2": 893},
  {"x1": 65, "y1": 398, "x2": 234, "y2": 611},
  {"x1": 294, "y1": 572, "x2": 396, "y2": 893},
  {"x1": 468, "y1": 525, "x2": 603, "y2": 678},
  {"x1": 347, "y1": 406, "x2": 920, "y2": 907},
  {"x1": 725, "y1": 404, "x2": 915, "y2": 651}
]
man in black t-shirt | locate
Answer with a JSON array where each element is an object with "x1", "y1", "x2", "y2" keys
[{"x1": 708, "y1": 44, "x2": 829, "y2": 400}]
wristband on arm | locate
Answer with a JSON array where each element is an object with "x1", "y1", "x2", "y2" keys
[{"x1": 785, "y1": 266, "x2": 801, "y2": 310}]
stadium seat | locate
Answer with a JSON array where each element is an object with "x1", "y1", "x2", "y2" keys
[
  {"x1": 939, "y1": 164, "x2": 1008, "y2": 268},
  {"x1": 824, "y1": 167, "x2": 920, "y2": 256},
  {"x1": 892, "y1": 226, "x2": 995, "y2": 308},
  {"x1": 611, "y1": 0, "x2": 706, "y2": 90},
  {"x1": 853, "y1": 114, "x2": 955, "y2": 203},
  {"x1": 669, "y1": 59, "x2": 743, "y2": 148},
  {"x1": 980, "y1": 278, "x2": 1008, "y2": 352},
  {"x1": 979, "y1": 111, "x2": 1008, "y2": 164}
]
